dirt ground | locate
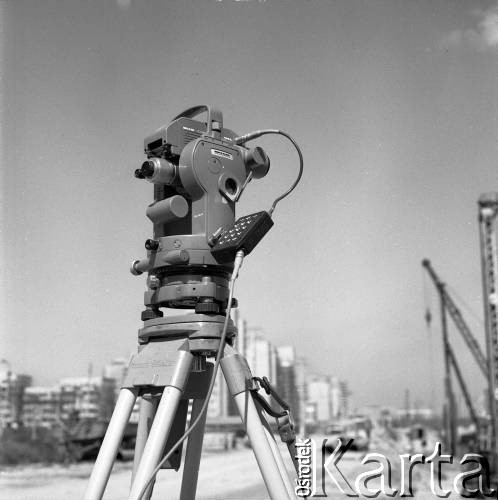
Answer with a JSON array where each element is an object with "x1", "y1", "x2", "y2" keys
[
  {"x1": 0, "y1": 447, "x2": 272, "y2": 500},
  {"x1": 0, "y1": 436, "x2": 465, "y2": 500}
]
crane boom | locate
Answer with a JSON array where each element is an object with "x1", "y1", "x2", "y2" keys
[
  {"x1": 447, "y1": 343, "x2": 479, "y2": 429},
  {"x1": 422, "y1": 259, "x2": 488, "y2": 378}
]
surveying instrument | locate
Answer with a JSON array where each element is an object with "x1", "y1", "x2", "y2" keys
[{"x1": 84, "y1": 105, "x2": 304, "y2": 500}]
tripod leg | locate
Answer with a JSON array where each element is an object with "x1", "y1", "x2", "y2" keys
[
  {"x1": 128, "y1": 349, "x2": 194, "y2": 500},
  {"x1": 179, "y1": 397, "x2": 208, "y2": 500},
  {"x1": 131, "y1": 394, "x2": 158, "y2": 499},
  {"x1": 255, "y1": 403, "x2": 296, "y2": 499},
  {"x1": 84, "y1": 388, "x2": 138, "y2": 500},
  {"x1": 221, "y1": 346, "x2": 293, "y2": 500}
]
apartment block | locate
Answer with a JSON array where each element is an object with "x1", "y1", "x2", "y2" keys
[
  {"x1": 59, "y1": 376, "x2": 116, "y2": 421},
  {"x1": 276, "y1": 346, "x2": 301, "y2": 428},
  {"x1": 0, "y1": 371, "x2": 32, "y2": 427},
  {"x1": 307, "y1": 374, "x2": 333, "y2": 424},
  {"x1": 22, "y1": 386, "x2": 61, "y2": 428},
  {"x1": 245, "y1": 328, "x2": 277, "y2": 404}
]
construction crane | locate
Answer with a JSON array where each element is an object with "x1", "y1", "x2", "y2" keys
[
  {"x1": 478, "y1": 193, "x2": 498, "y2": 459},
  {"x1": 446, "y1": 344, "x2": 479, "y2": 430},
  {"x1": 422, "y1": 259, "x2": 486, "y2": 453},
  {"x1": 422, "y1": 260, "x2": 488, "y2": 378}
]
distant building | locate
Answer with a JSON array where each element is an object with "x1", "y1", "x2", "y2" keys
[
  {"x1": 304, "y1": 402, "x2": 317, "y2": 425},
  {"x1": 104, "y1": 358, "x2": 129, "y2": 393},
  {"x1": 339, "y1": 380, "x2": 351, "y2": 418},
  {"x1": 395, "y1": 408, "x2": 434, "y2": 420},
  {"x1": 22, "y1": 386, "x2": 61, "y2": 428},
  {"x1": 356, "y1": 404, "x2": 384, "y2": 423},
  {"x1": 207, "y1": 370, "x2": 230, "y2": 420},
  {"x1": 59, "y1": 377, "x2": 116, "y2": 422},
  {"x1": 104, "y1": 357, "x2": 141, "y2": 423},
  {"x1": 21, "y1": 375, "x2": 117, "y2": 429},
  {"x1": 330, "y1": 376, "x2": 341, "y2": 418},
  {"x1": 307, "y1": 375, "x2": 333, "y2": 424},
  {"x1": 245, "y1": 328, "x2": 277, "y2": 404},
  {"x1": 295, "y1": 356, "x2": 309, "y2": 432},
  {"x1": 276, "y1": 346, "x2": 301, "y2": 428},
  {"x1": 0, "y1": 371, "x2": 32, "y2": 428}
]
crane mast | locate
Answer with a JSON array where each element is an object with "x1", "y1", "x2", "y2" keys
[
  {"x1": 422, "y1": 259, "x2": 486, "y2": 451},
  {"x1": 422, "y1": 193, "x2": 498, "y2": 466},
  {"x1": 478, "y1": 193, "x2": 498, "y2": 455}
]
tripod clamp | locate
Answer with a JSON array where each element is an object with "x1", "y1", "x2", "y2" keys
[
  {"x1": 251, "y1": 376, "x2": 301, "y2": 477},
  {"x1": 251, "y1": 376, "x2": 296, "y2": 443}
]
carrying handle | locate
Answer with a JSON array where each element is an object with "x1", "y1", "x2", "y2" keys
[{"x1": 172, "y1": 105, "x2": 223, "y2": 138}]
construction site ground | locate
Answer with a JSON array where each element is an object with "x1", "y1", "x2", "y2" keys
[{"x1": 0, "y1": 429, "x2": 465, "y2": 500}]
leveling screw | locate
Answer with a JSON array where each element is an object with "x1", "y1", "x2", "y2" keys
[{"x1": 145, "y1": 239, "x2": 159, "y2": 251}]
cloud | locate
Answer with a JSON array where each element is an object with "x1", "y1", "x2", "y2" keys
[
  {"x1": 116, "y1": 0, "x2": 132, "y2": 10},
  {"x1": 439, "y1": 4, "x2": 498, "y2": 52},
  {"x1": 479, "y1": 4, "x2": 498, "y2": 48}
]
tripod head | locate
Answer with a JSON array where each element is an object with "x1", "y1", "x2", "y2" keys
[{"x1": 131, "y1": 106, "x2": 271, "y2": 321}]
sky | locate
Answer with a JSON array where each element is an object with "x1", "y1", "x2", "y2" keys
[{"x1": 1, "y1": 0, "x2": 497, "y2": 411}]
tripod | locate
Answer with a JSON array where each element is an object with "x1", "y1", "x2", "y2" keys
[
  {"x1": 83, "y1": 105, "x2": 304, "y2": 499},
  {"x1": 83, "y1": 312, "x2": 296, "y2": 500}
]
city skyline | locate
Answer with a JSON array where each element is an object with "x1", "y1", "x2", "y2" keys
[
  {"x1": 2, "y1": 0, "x2": 498, "y2": 411},
  {"x1": 0, "y1": 318, "x2": 345, "y2": 388},
  {"x1": 0, "y1": 319, "x2": 355, "y2": 432}
]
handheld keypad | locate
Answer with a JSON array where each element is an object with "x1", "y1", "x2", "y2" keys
[{"x1": 211, "y1": 211, "x2": 274, "y2": 262}]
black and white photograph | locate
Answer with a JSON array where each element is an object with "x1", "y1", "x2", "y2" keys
[{"x1": 1, "y1": 1, "x2": 497, "y2": 498}]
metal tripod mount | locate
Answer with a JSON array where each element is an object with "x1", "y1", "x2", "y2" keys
[{"x1": 84, "y1": 106, "x2": 298, "y2": 500}]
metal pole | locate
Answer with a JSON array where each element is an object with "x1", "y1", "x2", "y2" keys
[
  {"x1": 179, "y1": 398, "x2": 207, "y2": 500},
  {"x1": 255, "y1": 403, "x2": 296, "y2": 499},
  {"x1": 128, "y1": 350, "x2": 193, "y2": 500},
  {"x1": 479, "y1": 205, "x2": 498, "y2": 457},
  {"x1": 447, "y1": 345, "x2": 479, "y2": 431},
  {"x1": 131, "y1": 394, "x2": 158, "y2": 499},
  {"x1": 229, "y1": 389, "x2": 292, "y2": 500},
  {"x1": 221, "y1": 345, "x2": 293, "y2": 499},
  {"x1": 84, "y1": 388, "x2": 138, "y2": 500},
  {"x1": 439, "y1": 284, "x2": 457, "y2": 455}
]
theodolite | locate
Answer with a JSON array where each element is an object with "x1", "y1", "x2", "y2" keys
[{"x1": 84, "y1": 105, "x2": 303, "y2": 500}]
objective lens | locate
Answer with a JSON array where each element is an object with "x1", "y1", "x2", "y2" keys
[{"x1": 141, "y1": 161, "x2": 155, "y2": 178}]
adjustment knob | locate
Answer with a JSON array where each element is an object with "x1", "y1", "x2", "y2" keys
[
  {"x1": 145, "y1": 239, "x2": 159, "y2": 251},
  {"x1": 141, "y1": 308, "x2": 163, "y2": 321},
  {"x1": 147, "y1": 275, "x2": 161, "y2": 290},
  {"x1": 243, "y1": 146, "x2": 270, "y2": 179}
]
